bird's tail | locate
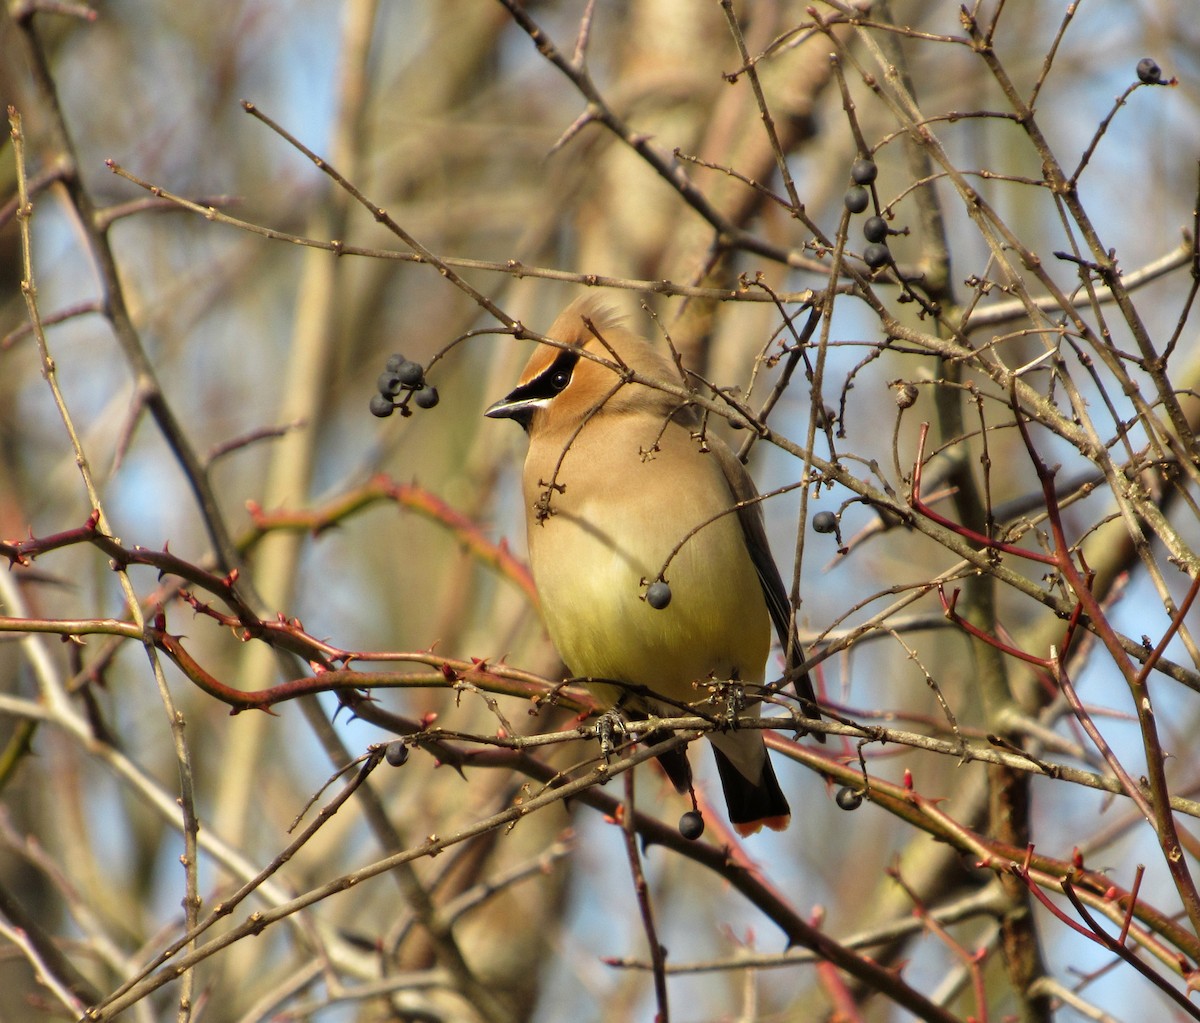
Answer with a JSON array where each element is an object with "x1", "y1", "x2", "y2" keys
[{"x1": 708, "y1": 730, "x2": 791, "y2": 837}]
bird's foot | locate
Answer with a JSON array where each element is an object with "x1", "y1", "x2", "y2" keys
[
  {"x1": 711, "y1": 680, "x2": 747, "y2": 729},
  {"x1": 595, "y1": 709, "x2": 629, "y2": 762}
]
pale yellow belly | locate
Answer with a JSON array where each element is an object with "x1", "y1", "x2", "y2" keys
[{"x1": 526, "y1": 455, "x2": 771, "y2": 709}]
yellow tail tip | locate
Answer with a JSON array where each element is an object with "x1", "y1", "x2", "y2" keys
[{"x1": 733, "y1": 813, "x2": 791, "y2": 838}]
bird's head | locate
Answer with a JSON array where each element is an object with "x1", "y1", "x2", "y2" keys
[{"x1": 484, "y1": 296, "x2": 684, "y2": 435}]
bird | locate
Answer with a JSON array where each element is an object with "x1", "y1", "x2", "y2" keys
[{"x1": 485, "y1": 296, "x2": 821, "y2": 836}]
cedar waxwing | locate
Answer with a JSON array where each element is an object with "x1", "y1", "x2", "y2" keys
[{"x1": 486, "y1": 296, "x2": 821, "y2": 836}]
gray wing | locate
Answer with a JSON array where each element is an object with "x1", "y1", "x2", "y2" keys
[{"x1": 709, "y1": 436, "x2": 824, "y2": 738}]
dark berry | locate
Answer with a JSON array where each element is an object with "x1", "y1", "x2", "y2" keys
[
  {"x1": 396, "y1": 360, "x2": 425, "y2": 388},
  {"x1": 377, "y1": 371, "x2": 401, "y2": 397},
  {"x1": 863, "y1": 242, "x2": 891, "y2": 268},
  {"x1": 843, "y1": 185, "x2": 870, "y2": 214},
  {"x1": 1136, "y1": 58, "x2": 1162, "y2": 84},
  {"x1": 414, "y1": 386, "x2": 440, "y2": 409},
  {"x1": 812, "y1": 510, "x2": 838, "y2": 534},
  {"x1": 679, "y1": 810, "x2": 705, "y2": 840},
  {"x1": 851, "y1": 158, "x2": 878, "y2": 184},
  {"x1": 836, "y1": 786, "x2": 863, "y2": 811},
  {"x1": 646, "y1": 581, "x2": 672, "y2": 610},
  {"x1": 863, "y1": 215, "x2": 888, "y2": 243},
  {"x1": 385, "y1": 353, "x2": 406, "y2": 373},
  {"x1": 369, "y1": 394, "x2": 395, "y2": 418},
  {"x1": 385, "y1": 740, "x2": 409, "y2": 767}
]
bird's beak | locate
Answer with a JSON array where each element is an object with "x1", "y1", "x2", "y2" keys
[{"x1": 484, "y1": 389, "x2": 538, "y2": 429}]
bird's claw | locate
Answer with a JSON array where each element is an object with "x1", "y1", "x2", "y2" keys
[
  {"x1": 716, "y1": 681, "x2": 747, "y2": 728},
  {"x1": 596, "y1": 710, "x2": 628, "y2": 761}
]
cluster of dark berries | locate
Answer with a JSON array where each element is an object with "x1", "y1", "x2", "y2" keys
[
  {"x1": 370, "y1": 354, "x2": 438, "y2": 418},
  {"x1": 842, "y1": 157, "x2": 877, "y2": 214},
  {"x1": 843, "y1": 157, "x2": 893, "y2": 270}
]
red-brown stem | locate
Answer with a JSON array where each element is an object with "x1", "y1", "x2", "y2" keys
[
  {"x1": 1060, "y1": 881, "x2": 1200, "y2": 1020},
  {"x1": 1135, "y1": 573, "x2": 1200, "y2": 686},
  {"x1": 244, "y1": 473, "x2": 539, "y2": 608},
  {"x1": 938, "y1": 584, "x2": 1054, "y2": 667},
  {"x1": 1011, "y1": 402, "x2": 1200, "y2": 937},
  {"x1": 1052, "y1": 657, "x2": 1155, "y2": 823},
  {"x1": 911, "y1": 423, "x2": 1057, "y2": 565},
  {"x1": 816, "y1": 959, "x2": 867, "y2": 1023},
  {"x1": 890, "y1": 866, "x2": 990, "y2": 1023},
  {"x1": 1120, "y1": 865, "x2": 1145, "y2": 948}
]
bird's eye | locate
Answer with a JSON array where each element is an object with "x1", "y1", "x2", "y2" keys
[{"x1": 516, "y1": 351, "x2": 578, "y2": 403}]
